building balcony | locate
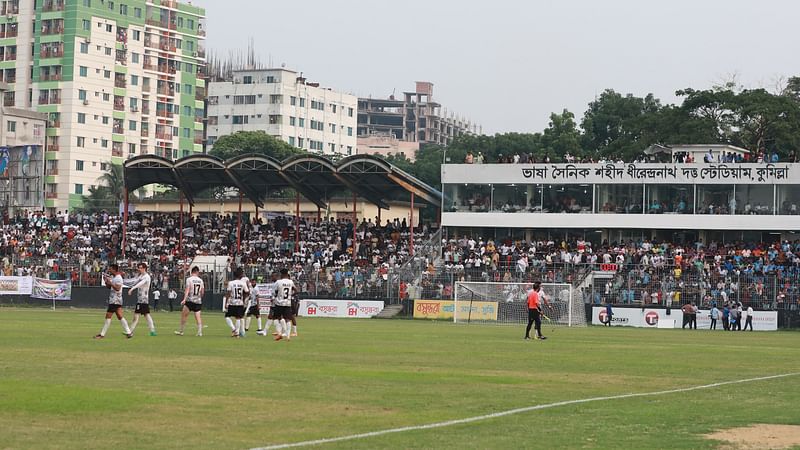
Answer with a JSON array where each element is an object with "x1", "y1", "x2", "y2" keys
[
  {"x1": 47, "y1": 144, "x2": 59, "y2": 152},
  {"x1": 194, "y1": 115, "x2": 203, "y2": 123},
  {"x1": 140, "y1": 129, "x2": 149, "y2": 137},
  {"x1": 146, "y1": 19, "x2": 170, "y2": 29},
  {"x1": 0, "y1": 31, "x2": 18, "y2": 39},
  {"x1": 40, "y1": 74, "x2": 62, "y2": 82},
  {"x1": 157, "y1": 87, "x2": 174, "y2": 96},
  {"x1": 40, "y1": 49, "x2": 64, "y2": 59},
  {"x1": 45, "y1": 192, "x2": 58, "y2": 199},
  {"x1": 113, "y1": 103, "x2": 125, "y2": 112},
  {"x1": 193, "y1": 137, "x2": 203, "y2": 145},
  {"x1": 143, "y1": 64, "x2": 157, "y2": 71},
  {"x1": 112, "y1": 126, "x2": 123, "y2": 134},
  {"x1": 155, "y1": 132, "x2": 172, "y2": 140},
  {"x1": 47, "y1": 120, "x2": 60, "y2": 128},
  {"x1": 156, "y1": 110, "x2": 173, "y2": 118},
  {"x1": 114, "y1": 80, "x2": 127, "y2": 88},
  {"x1": 41, "y1": 26, "x2": 64, "y2": 35},
  {"x1": 112, "y1": 149, "x2": 123, "y2": 157},
  {"x1": 3, "y1": 53, "x2": 16, "y2": 61},
  {"x1": 45, "y1": 168, "x2": 58, "y2": 176},
  {"x1": 42, "y1": 0, "x2": 65, "y2": 12},
  {"x1": 141, "y1": 107, "x2": 150, "y2": 115}
]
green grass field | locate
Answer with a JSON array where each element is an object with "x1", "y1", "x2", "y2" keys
[{"x1": 1, "y1": 307, "x2": 799, "y2": 449}]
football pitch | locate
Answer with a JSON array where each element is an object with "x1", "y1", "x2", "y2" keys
[{"x1": 1, "y1": 308, "x2": 799, "y2": 449}]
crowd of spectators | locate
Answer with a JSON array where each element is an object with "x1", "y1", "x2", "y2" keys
[
  {"x1": 463, "y1": 149, "x2": 794, "y2": 165},
  {"x1": 0, "y1": 210, "x2": 436, "y2": 300},
  {"x1": 431, "y1": 235, "x2": 800, "y2": 310}
]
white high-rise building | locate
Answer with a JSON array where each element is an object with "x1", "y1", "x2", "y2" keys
[{"x1": 207, "y1": 68, "x2": 358, "y2": 156}]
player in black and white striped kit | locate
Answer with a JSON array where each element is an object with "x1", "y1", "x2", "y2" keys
[
  {"x1": 224, "y1": 267, "x2": 250, "y2": 338},
  {"x1": 175, "y1": 266, "x2": 204, "y2": 336},
  {"x1": 128, "y1": 262, "x2": 157, "y2": 336},
  {"x1": 273, "y1": 268, "x2": 296, "y2": 341}
]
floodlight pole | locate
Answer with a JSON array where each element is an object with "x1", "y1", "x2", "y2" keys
[
  {"x1": 410, "y1": 192, "x2": 415, "y2": 256},
  {"x1": 179, "y1": 192, "x2": 184, "y2": 257},
  {"x1": 236, "y1": 191, "x2": 242, "y2": 254},
  {"x1": 122, "y1": 188, "x2": 129, "y2": 258}
]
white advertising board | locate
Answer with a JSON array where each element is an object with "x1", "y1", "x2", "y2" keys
[
  {"x1": 591, "y1": 307, "x2": 778, "y2": 331},
  {"x1": 299, "y1": 299, "x2": 384, "y2": 318}
]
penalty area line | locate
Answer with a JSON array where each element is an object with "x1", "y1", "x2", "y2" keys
[{"x1": 252, "y1": 371, "x2": 800, "y2": 450}]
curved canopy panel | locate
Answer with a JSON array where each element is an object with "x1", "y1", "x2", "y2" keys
[
  {"x1": 123, "y1": 152, "x2": 442, "y2": 209},
  {"x1": 124, "y1": 155, "x2": 180, "y2": 192}
]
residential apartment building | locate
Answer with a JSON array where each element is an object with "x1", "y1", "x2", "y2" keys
[
  {"x1": 206, "y1": 68, "x2": 358, "y2": 156},
  {"x1": 0, "y1": 0, "x2": 206, "y2": 212},
  {"x1": 357, "y1": 81, "x2": 481, "y2": 148}
]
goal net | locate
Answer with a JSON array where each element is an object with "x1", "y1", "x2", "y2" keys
[{"x1": 453, "y1": 281, "x2": 586, "y2": 326}]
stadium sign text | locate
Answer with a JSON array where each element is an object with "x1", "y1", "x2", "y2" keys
[{"x1": 299, "y1": 299, "x2": 384, "y2": 318}]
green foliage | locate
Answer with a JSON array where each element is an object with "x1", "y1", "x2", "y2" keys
[
  {"x1": 209, "y1": 130, "x2": 302, "y2": 161},
  {"x1": 80, "y1": 162, "x2": 123, "y2": 212}
]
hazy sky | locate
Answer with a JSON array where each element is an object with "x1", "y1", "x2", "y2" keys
[{"x1": 190, "y1": 0, "x2": 800, "y2": 134}]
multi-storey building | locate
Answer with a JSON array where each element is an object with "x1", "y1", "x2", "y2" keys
[
  {"x1": 357, "y1": 81, "x2": 480, "y2": 147},
  {"x1": 0, "y1": 0, "x2": 206, "y2": 212},
  {"x1": 206, "y1": 68, "x2": 358, "y2": 156}
]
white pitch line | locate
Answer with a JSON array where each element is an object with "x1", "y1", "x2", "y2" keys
[{"x1": 252, "y1": 371, "x2": 800, "y2": 450}]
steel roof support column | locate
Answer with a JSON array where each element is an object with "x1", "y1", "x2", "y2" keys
[
  {"x1": 295, "y1": 192, "x2": 300, "y2": 253},
  {"x1": 179, "y1": 193, "x2": 184, "y2": 258},
  {"x1": 410, "y1": 192, "x2": 415, "y2": 257},
  {"x1": 237, "y1": 192, "x2": 242, "y2": 254},
  {"x1": 122, "y1": 189, "x2": 129, "y2": 259}
]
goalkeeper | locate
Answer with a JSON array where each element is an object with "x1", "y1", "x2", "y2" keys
[{"x1": 524, "y1": 282, "x2": 548, "y2": 341}]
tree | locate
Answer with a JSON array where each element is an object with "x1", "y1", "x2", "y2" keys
[
  {"x1": 541, "y1": 109, "x2": 582, "y2": 159},
  {"x1": 80, "y1": 162, "x2": 124, "y2": 212},
  {"x1": 209, "y1": 130, "x2": 301, "y2": 161}
]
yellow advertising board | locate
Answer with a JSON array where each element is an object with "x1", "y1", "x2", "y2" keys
[{"x1": 413, "y1": 300, "x2": 498, "y2": 321}]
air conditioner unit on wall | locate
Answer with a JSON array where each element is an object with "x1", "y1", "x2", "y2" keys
[{"x1": 83, "y1": 99, "x2": 90, "y2": 105}]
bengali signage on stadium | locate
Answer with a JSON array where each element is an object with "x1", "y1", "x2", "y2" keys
[
  {"x1": 299, "y1": 299, "x2": 384, "y2": 318},
  {"x1": 31, "y1": 278, "x2": 72, "y2": 301},
  {"x1": 0, "y1": 276, "x2": 33, "y2": 295},
  {"x1": 413, "y1": 300, "x2": 499, "y2": 321},
  {"x1": 591, "y1": 307, "x2": 777, "y2": 331}
]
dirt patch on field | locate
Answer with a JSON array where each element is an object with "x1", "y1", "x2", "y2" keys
[{"x1": 706, "y1": 424, "x2": 800, "y2": 449}]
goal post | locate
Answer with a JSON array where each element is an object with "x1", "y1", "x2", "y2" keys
[{"x1": 453, "y1": 281, "x2": 586, "y2": 326}]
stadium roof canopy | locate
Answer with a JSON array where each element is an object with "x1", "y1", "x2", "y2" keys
[{"x1": 123, "y1": 153, "x2": 441, "y2": 210}]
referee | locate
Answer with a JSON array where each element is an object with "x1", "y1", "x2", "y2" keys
[{"x1": 524, "y1": 282, "x2": 547, "y2": 341}]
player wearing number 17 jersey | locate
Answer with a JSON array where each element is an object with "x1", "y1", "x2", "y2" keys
[
  {"x1": 273, "y1": 268, "x2": 296, "y2": 341},
  {"x1": 175, "y1": 266, "x2": 204, "y2": 336}
]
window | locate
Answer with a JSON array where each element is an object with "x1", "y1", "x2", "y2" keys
[
  {"x1": 177, "y1": 17, "x2": 183, "y2": 28},
  {"x1": 183, "y1": 106, "x2": 191, "y2": 116},
  {"x1": 232, "y1": 115, "x2": 248, "y2": 125},
  {"x1": 298, "y1": 138, "x2": 304, "y2": 148},
  {"x1": 269, "y1": 115, "x2": 281, "y2": 125},
  {"x1": 348, "y1": 107, "x2": 354, "y2": 117},
  {"x1": 180, "y1": 127, "x2": 189, "y2": 138},
  {"x1": 79, "y1": 66, "x2": 88, "y2": 77},
  {"x1": 187, "y1": 19, "x2": 194, "y2": 30},
  {"x1": 82, "y1": 0, "x2": 91, "y2": 6},
  {"x1": 128, "y1": 143, "x2": 136, "y2": 154},
  {"x1": 101, "y1": 116, "x2": 109, "y2": 125},
  {"x1": 78, "y1": 89, "x2": 87, "y2": 101},
  {"x1": 331, "y1": 104, "x2": 337, "y2": 113},
  {"x1": 75, "y1": 160, "x2": 84, "y2": 171},
  {"x1": 103, "y1": 70, "x2": 110, "y2": 78},
  {"x1": 76, "y1": 137, "x2": 85, "y2": 147},
  {"x1": 130, "y1": 74, "x2": 138, "y2": 86},
  {"x1": 104, "y1": 47, "x2": 112, "y2": 56},
  {"x1": 330, "y1": 143, "x2": 336, "y2": 152},
  {"x1": 119, "y1": 4, "x2": 127, "y2": 15},
  {"x1": 101, "y1": 139, "x2": 108, "y2": 148},
  {"x1": 242, "y1": 75, "x2": 253, "y2": 84},
  {"x1": 289, "y1": 116, "x2": 296, "y2": 126},
  {"x1": 6, "y1": 121, "x2": 15, "y2": 132},
  {"x1": 347, "y1": 146, "x2": 353, "y2": 155},
  {"x1": 347, "y1": 127, "x2": 353, "y2": 137},
  {"x1": 102, "y1": 93, "x2": 110, "y2": 101},
  {"x1": 330, "y1": 123, "x2": 336, "y2": 133},
  {"x1": 134, "y1": 7, "x2": 141, "y2": 18},
  {"x1": 129, "y1": 120, "x2": 136, "y2": 131},
  {"x1": 77, "y1": 113, "x2": 86, "y2": 124},
  {"x1": 299, "y1": 98, "x2": 305, "y2": 107},
  {"x1": 290, "y1": 96, "x2": 296, "y2": 106},
  {"x1": 270, "y1": 94, "x2": 282, "y2": 104},
  {"x1": 129, "y1": 97, "x2": 137, "y2": 109},
  {"x1": 298, "y1": 118, "x2": 305, "y2": 128},
  {"x1": 131, "y1": 52, "x2": 139, "y2": 63},
  {"x1": 75, "y1": 184, "x2": 83, "y2": 195},
  {"x1": 187, "y1": 41, "x2": 193, "y2": 52},
  {"x1": 233, "y1": 95, "x2": 256, "y2": 105},
  {"x1": 288, "y1": 136, "x2": 295, "y2": 146},
  {"x1": 311, "y1": 100, "x2": 325, "y2": 110},
  {"x1": 80, "y1": 42, "x2": 89, "y2": 54},
  {"x1": 184, "y1": 84, "x2": 192, "y2": 94},
  {"x1": 132, "y1": 30, "x2": 141, "y2": 41},
  {"x1": 106, "y1": 24, "x2": 113, "y2": 33},
  {"x1": 82, "y1": 19, "x2": 91, "y2": 31}
]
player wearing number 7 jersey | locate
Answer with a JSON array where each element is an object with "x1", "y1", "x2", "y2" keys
[{"x1": 175, "y1": 266, "x2": 205, "y2": 336}]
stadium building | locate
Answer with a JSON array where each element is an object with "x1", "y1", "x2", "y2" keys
[
  {"x1": 441, "y1": 157, "x2": 800, "y2": 244},
  {"x1": 0, "y1": 0, "x2": 206, "y2": 212}
]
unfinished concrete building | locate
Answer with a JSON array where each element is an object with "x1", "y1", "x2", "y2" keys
[{"x1": 357, "y1": 81, "x2": 480, "y2": 147}]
